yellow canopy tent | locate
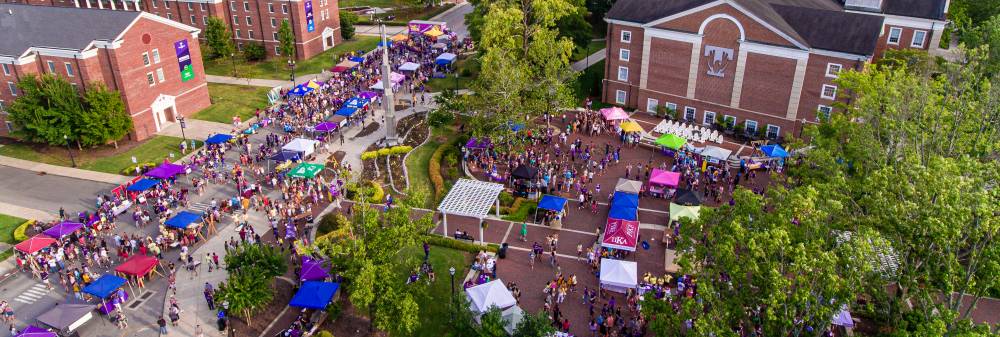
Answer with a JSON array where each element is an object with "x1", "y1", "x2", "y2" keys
[
  {"x1": 391, "y1": 33, "x2": 409, "y2": 42},
  {"x1": 620, "y1": 120, "x2": 644, "y2": 133},
  {"x1": 669, "y1": 203, "x2": 701, "y2": 221},
  {"x1": 424, "y1": 27, "x2": 444, "y2": 38}
]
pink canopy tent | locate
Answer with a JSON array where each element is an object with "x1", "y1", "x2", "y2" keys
[
  {"x1": 602, "y1": 218, "x2": 639, "y2": 251},
  {"x1": 649, "y1": 169, "x2": 680, "y2": 187},
  {"x1": 600, "y1": 107, "x2": 629, "y2": 120},
  {"x1": 15, "y1": 234, "x2": 56, "y2": 254}
]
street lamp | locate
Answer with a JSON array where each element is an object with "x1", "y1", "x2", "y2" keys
[
  {"x1": 230, "y1": 53, "x2": 236, "y2": 77},
  {"x1": 453, "y1": 71, "x2": 459, "y2": 92},
  {"x1": 288, "y1": 59, "x2": 297, "y2": 87},
  {"x1": 449, "y1": 266, "x2": 456, "y2": 326},
  {"x1": 63, "y1": 134, "x2": 76, "y2": 167},
  {"x1": 177, "y1": 116, "x2": 187, "y2": 143}
]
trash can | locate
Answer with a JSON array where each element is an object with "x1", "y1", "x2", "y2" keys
[{"x1": 498, "y1": 243, "x2": 508, "y2": 259}]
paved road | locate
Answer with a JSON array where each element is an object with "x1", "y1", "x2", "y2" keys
[
  {"x1": 0, "y1": 165, "x2": 114, "y2": 215},
  {"x1": 437, "y1": 2, "x2": 473, "y2": 38}
]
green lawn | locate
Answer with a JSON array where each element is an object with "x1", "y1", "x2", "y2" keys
[
  {"x1": 571, "y1": 39, "x2": 606, "y2": 62},
  {"x1": 0, "y1": 136, "x2": 203, "y2": 175},
  {"x1": 395, "y1": 244, "x2": 471, "y2": 337},
  {"x1": 204, "y1": 36, "x2": 381, "y2": 80},
  {"x1": 339, "y1": 0, "x2": 402, "y2": 7},
  {"x1": 572, "y1": 60, "x2": 604, "y2": 102},
  {"x1": 194, "y1": 83, "x2": 271, "y2": 123},
  {"x1": 426, "y1": 56, "x2": 479, "y2": 92},
  {"x1": 0, "y1": 214, "x2": 26, "y2": 244},
  {"x1": 405, "y1": 139, "x2": 439, "y2": 208}
]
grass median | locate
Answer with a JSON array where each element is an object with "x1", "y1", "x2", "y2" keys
[
  {"x1": 194, "y1": 83, "x2": 272, "y2": 124},
  {"x1": 204, "y1": 36, "x2": 380, "y2": 80}
]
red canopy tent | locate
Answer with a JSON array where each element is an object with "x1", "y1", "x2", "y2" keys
[
  {"x1": 14, "y1": 234, "x2": 56, "y2": 254},
  {"x1": 602, "y1": 218, "x2": 640, "y2": 251},
  {"x1": 115, "y1": 255, "x2": 159, "y2": 277}
]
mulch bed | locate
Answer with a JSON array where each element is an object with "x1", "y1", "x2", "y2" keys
[
  {"x1": 320, "y1": 297, "x2": 386, "y2": 337},
  {"x1": 388, "y1": 155, "x2": 407, "y2": 192},
  {"x1": 353, "y1": 122, "x2": 381, "y2": 139},
  {"x1": 228, "y1": 278, "x2": 296, "y2": 336}
]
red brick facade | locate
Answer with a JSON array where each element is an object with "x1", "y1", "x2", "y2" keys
[
  {"x1": 1, "y1": 0, "x2": 341, "y2": 60},
  {"x1": 0, "y1": 14, "x2": 210, "y2": 140}
]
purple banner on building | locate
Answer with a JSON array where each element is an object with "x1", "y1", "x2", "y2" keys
[
  {"x1": 174, "y1": 39, "x2": 195, "y2": 82},
  {"x1": 304, "y1": 0, "x2": 315, "y2": 32}
]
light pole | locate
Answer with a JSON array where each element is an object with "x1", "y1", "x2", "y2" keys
[
  {"x1": 63, "y1": 134, "x2": 76, "y2": 167},
  {"x1": 288, "y1": 59, "x2": 296, "y2": 88},
  {"x1": 453, "y1": 71, "x2": 458, "y2": 92},
  {"x1": 230, "y1": 53, "x2": 236, "y2": 77},
  {"x1": 449, "y1": 266, "x2": 456, "y2": 326},
  {"x1": 177, "y1": 116, "x2": 187, "y2": 143}
]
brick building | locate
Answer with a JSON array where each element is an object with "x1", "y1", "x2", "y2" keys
[
  {"x1": 0, "y1": 4, "x2": 211, "y2": 140},
  {"x1": 602, "y1": 0, "x2": 949, "y2": 139},
  {"x1": 0, "y1": 0, "x2": 341, "y2": 60}
]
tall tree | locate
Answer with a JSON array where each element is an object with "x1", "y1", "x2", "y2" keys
[
  {"x1": 82, "y1": 83, "x2": 132, "y2": 148},
  {"x1": 203, "y1": 17, "x2": 234, "y2": 60},
  {"x1": 5, "y1": 75, "x2": 79, "y2": 145},
  {"x1": 278, "y1": 20, "x2": 297, "y2": 60},
  {"x1": 339, "y1": 11, "x2": 359, "y2": 40},
  {"x1": 513, "y1": 310, "x2": 556, "y2": 337},
  {"x1": 318, "y1": 203, "x2": 434, "y2": 336},
  {"x1": 214, "y1": 268, "x2": 274, "y2": 325}
]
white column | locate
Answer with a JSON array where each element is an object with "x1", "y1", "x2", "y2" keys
[
  {"x1": 479, "y1": 217, "x2": 485, "y2": 245},
  {"x1": 73, "y1": 0, "x2": 80, "y2": 7},
  {"x1": 442, "y1": 212, "x2": 448, "y2": 237},
  {"x1": 730, "y1": 48, "x2": 749, "y2": 108},
  {"x1": 495, "y1": 199, "x2": 500, "y2": 217},
  {"x1": 785, "y1": 57, "x2": 809, "y2": 120},
  {"x1": 110, "y1": 0, "x2": 117, "y2": 10},
  {"x1": 97, "y1": 0, "x2": 104, "y2": 9},
  {"x1": 85, "y1": 0, "x2": 91, "y2": 8},
  {"x1": 639, "y1": 33, "x2": 652, "y2": 90},
  {"x1": 122, "y1": 0, "x2": 129, "y2": 11},
  {"x1": 134, "y1": 0, "x2": 140, "y2": 10},
  {"x1": 686, "y1": 39, "x2": 703, "y2": 99}
]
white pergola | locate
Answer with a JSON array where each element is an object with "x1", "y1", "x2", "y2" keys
[{"x1": 438, "y1": 179, "x2": 505, "y2": 244}]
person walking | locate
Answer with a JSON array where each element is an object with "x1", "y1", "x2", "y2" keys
[
  {"x1": 519, "y1": 222, "x2": 528, "y2": 242},
  {"x1": 157, "y1": 316, "x2": 168, "y2": 334}
]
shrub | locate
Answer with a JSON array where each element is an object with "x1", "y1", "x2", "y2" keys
[
  {"x1": 361, "y1": 151, "x2": 378, "y2": 160},
  {"x1": 377, "y1": 148, "x2": 392, "y2": 157},
  {"x1": 498, "y1": 192, "x2": 514, "y2": 207},
  {"x1": 121, "y1": 162, "x2": 156, "y2": 176},
  {"x1": 339, "y1": 11, "x2": 358, "y2": 40},
  {"x1": 317, "y1": 330, "x2": 335, "y2": 337},
  {"x1": 429, "y1": 142, "x2": 448, "y2": 199},
  {"x1": 242, "y1": 42, "x2": 266, "y2": 61},
  {"x1": 390, "y1": 145, "x2": 413, "y2": 155},
  {"x1": 421, "y1": 233, "x2": 499, "y2": 253},
  {"x1": 317, "y1": 212, "x2": 350, "y2": 236},
  {"x1": 13, "y1": 220, "x2": 33, "y2": 242},
  {"x1": 368, "y1": 181, "x2": 384, "y2": 203}
]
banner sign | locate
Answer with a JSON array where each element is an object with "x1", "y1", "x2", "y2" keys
[
  {"x1": 407, "y1": 20, "x2": 446, "y2": 34},
  {"x1": 174, "y1": 39, "x2": 195, "y2": 82},
  {"x1": 304, "y1": 0, "x2": 315, "y2": 32}
]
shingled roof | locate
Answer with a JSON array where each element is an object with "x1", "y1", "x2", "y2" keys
[
  {"x1": 0, "y1": 4, "x2": 141, "y2": 57},
  {"x1": 606, "y1": 0, "x2": 887, "y2": 55},
  {"x1": 882, "y1": 0, "x2": 947, "y2": 20}
]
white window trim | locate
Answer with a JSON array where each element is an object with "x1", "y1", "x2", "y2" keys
[
  {"x1": 47, "y1": 61, "x2": 56, "y2": 73},
  {"x1": 246, "y1": 16, "x2": 253, "y2": 25},
  {"x1": 152, "y1": 49, "x2": 160, "y2": 63},
  {"x1": 666, "y1": 102, "x2": 677, "y2": 112},
  {"x1": 274, "y1": 46, "x2": 281, "y2": 55},
  {"x1": 64, "y1": 62, "x2": 74, "y2": 77},
  {"x1": 1, "y1": 64, "x2": 9, "y2": 76},
  {"x1": 766, "y1": 124, "x2": 781, "y2": 139},
  {"x1": 684, "y1": 106, "x2": 696, "y2": 121},
  {"x1": 268, "y1": 3, "x2": 274, "y2": 13},
  {"x1": 887, "y1": 27, "x2": 902, "y2": 45},
  {"x1": 818, "y1": 105, "x2": 833, "y2": 120},
  {"x1": 617, "y1": 66, "x2": 629, "y2": 82},
  {"x1": 620, "y1": 30, "x2": 631, "y2": 43},
  {"x1": 156, "y1": 68, "x2": 166, "y2": 83},
  {"x1": 619, "y1": 48, "x2": 630, "y2": 61},
  {"x1": 243, "y1": 1, "x2": 249, "y2": 11},
  {"x1": 825, "y1": 63, "x2": 842, "y2": 78},
  {"x1": 8, "y1": 82, "x2": 17, "y2": 96},
  {"x1": 271, "y1": 18, "x2": 277, "y2": 27},
  {"x1": 702, "y1": 111, "x2": 716, "y2": 126},
  {"x1": 723, "y1": 115, "x2": 737, "y2": 128},
  {"x1": 146, "y1": 72, "x2": 155, "y2": 86},
  {"x1": 911, "y1": 30, "x2": 927, "y2": 48},
  {"x1": 142, "y1": 52, "x2": 150, "y2": 66},
  {"x1": 821, "y1": 84, "x2": 838, "y2": 100},
  {"x1": 646, "y1": 98, "x2": 658, "y2": 112},
  {"x1": 615, "y1": 90, "x2": 627, "y2": 104},
  {"x1": 744, "y1": 120, "x2": 758, "y2": 133}
]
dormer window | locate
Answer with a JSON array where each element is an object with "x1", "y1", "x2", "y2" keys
[{"x1": 844, "y1": 0, "x2": 882, "y2": 11}]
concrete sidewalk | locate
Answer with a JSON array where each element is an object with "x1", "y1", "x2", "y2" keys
[
  {"x1": 157, "y1": 119, "x2": 235, "y2": 141},
  {"x1": 0, "y1": 154, "x2": 131, "y2": 185},
  {"x1": 206, "y1": 75, "x2": 301, "y2": 88},
  {"x1": 571, "y1": 48, "x2": 606, "y2": 72},
  {"x1": 0, "y1": 201, "x2": 56, "y2": 221}
]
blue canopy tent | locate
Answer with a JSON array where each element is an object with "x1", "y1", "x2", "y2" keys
[
  {"x1": 82, "y1": 274, "x2": 127, "y2": 299},
  {"x1": 335, "y1": 107, "x2": 358, "y2": 117},
  {"x1": 344, "y1": 97, "x2": 369, "y2": 109},
  {"x1": 509, "y1": 121, "x2": 525, "y2": 132},
  {"x1": 348, "y1": 56, "x2": 364, "y2": 63},
  {"x1": 534, "y1": 195, "x2": 567, "y2": 222},
  {"x1": 289, "y1": 281, "x2": 340, "y2": 309},
  {"x1": 204, "y1": 134, "x2": 233, "y2": 145},
  {"x1": 609, "y1": 192, "x2": 639, "y2": 221},
  {"x1": 377, "y1": 40, "x2": 393, "y2": 48},
  {"x1": 760, "y1": 144, "x2": 789, "y2": 158},
  {"x1": 435, "y1": 53, "x2": 457, "y2": 66},
  {"x1": 269, "y1": 150, "x2": 301, "y2": 162},
  {"x1": 288, "y1": 85, "x2": 314, "y2": 97},
  {"x1": 126, "y1": 178, "x2": 159, "y2": 192},
  {"x1": 165, "y1": 211, "x2": 202, "y2": 229}
]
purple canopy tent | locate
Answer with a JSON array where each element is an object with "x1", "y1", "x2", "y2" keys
[
  {"x1": 465, "y1": 137, "x2": 491, "y2": 149},
  {"x1": 15, "y1": 326, "x2": 57, "y2": 337},
  {"x1": 832, "y1": 306, "x2": 854, "y2": 327},
  {"x1": 43, "y1": 221, "x2": 84, "y2": 238},
  {"x1": 300, "y1": 256, "x2": 330, "y2": 281},
  {"x1": 144, "y1": 163, "x2": 186, "y2": 179},
  {"x1": 314, "y1": 122, "x2": 338, "y2": 132},
  {"x1": 358, "y1": 91, "x2": 379, "y2": 100}
]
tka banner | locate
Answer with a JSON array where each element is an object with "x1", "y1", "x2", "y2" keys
[
  {"x1": 174, "y1": 39, "x2": 195, "y2": 82},
  {"x1": 304, "y1": 0, "x2": 315, "y2": 32}
]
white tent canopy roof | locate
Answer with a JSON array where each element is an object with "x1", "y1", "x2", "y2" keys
[
  {"x1": 466, "y1": 279, "x2": 516, "y2": 313},
  {"x1": 699, "y1": 145, "x2": 733, "y2": 161},
  {"x1": 282, "y1": 138, "x2": 320, "y2": 157},
  {"x1": 615, "y1": 178, "x2": 643, "y2": 194},
  {"x1": 398, "y1": 62, "x2": 420, "y2": 72},
  {"x1": 438, "y1": 179, "x2": 505, "y2": 219},
  {"x1": 600, "y1": 259, "x2": 638, "y2": 291}
]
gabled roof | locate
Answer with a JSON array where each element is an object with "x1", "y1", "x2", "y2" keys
[
  {"x1": 771, "y1": 4, "x2": 883, "y2": 56},
  {"x1": 0, "y1": 4, "x2": 139, "y2": 57},
  {"x1": 882, "y1": 0, "x2": 947, "y2": 20},
  {"x1": 605, "y1": 0, "x2": 712, "y2": 24}
]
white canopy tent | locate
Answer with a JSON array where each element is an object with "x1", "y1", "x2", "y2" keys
[
  {"x1": 467, "y1": 279, "x2": 517, "y2": 314},
  {"x1": 699, "y1": 145, "x2": 733, "y2": 163},
  {"x1": 615, "y1": 178, "x2": 643, "y2": 194},
  {"x1": 438, "y1": 179, "x2": 505, "y2": 244},
  {"x1": 600, "y1": 259, "x2": 638, "y2": 293},
  {"x1": 282, "y1": 138, "x2": 320, "y2": 158},
  {"x1": 398, "y1": 62, "x2": 420, "y2": 72}
]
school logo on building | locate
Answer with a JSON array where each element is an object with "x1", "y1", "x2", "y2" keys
[{"x1": 704, "y1": 45, "x2": 734, "y2": 77}]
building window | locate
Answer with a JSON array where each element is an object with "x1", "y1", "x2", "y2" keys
[
  {"x1": 821, "y1": 84, "x2": 837, "y2": 100},
  {"x1": 166, "y1": 13, "x2": 173, "y2": 20},
  {"x1": 274, "y1": 46, "x2": 280, "y2": 55},
  {"x1": 646, "y1": 98, "x2": 658, "y2": 113},
  {"x1": 619, "y1": 49, "x2": 629, "y2": 61},
  {"x1": 766, "y1": 124, "x2": 780, "y2": 139},
  {"x1": 204, "y1": 16, "x2": 209, "y2": 25},
  {"x1": 825, "y1": 63, "x2": 842, "y2": 78},
  {"x1": 281, "y1": 3, "x2": 288, "y2": 13},
  {"x1": 271, "y1": 18, "x2": 277, "y2": 27},
  {"x1": 620, "y1": 30, "x2": 631, "y2": 43},
  {"x1": 2, "y1": 64, "x2": 10, "y2": 76},
  {"x1": 817, "y1": 105, "x2": 833, "y2": 120},
  {"x1": 156, "y1": 68, "x2": 165, "y2": 83},
  {"x1": 702, "y1": 111, "x2": 715, "y2": 126},
  {"x1": 163, "y1": 0, "x2": 169, "y2": 8},
  {"x1": 47, "y1": 61, "x2": 56, "y2": 73},
  {"x1": 200, "y1": 3, "x2": 206, "y2": 10},
  {"x1": 142, "y1": 52, "x2": 150, "y2": 66},
  {"x1": 268, "y1": 3, "x2": 274, "y2": 12},
  {"x1": 744, "y1": 120, "x2": 757, "y2": 134},
  {"x1": 236, "y1": 29, "x2": 242, "y2": 38},
  {"x1": 887, "y1": 27, "x2": 902, "y2": 45},
  {"x1": 146, "y1": 73, "x2": 155, "y2": 86},
  {"x1": 233, "y1": 15, "x2": 239, "y2": 25},
  {"x1": 684, "y1": 107, "x2": 696, "y2": 121},
  {"x1": 190, "y1": 15, "x2": 197, "y2": 25},
  {"x1": 7, "y1": 82, "x2": 16, "y2": 96},
  {"x1": 186, "y1": 2, "x2": 192, "y2": 10},
  {"x1": 248, "y1": 30, "x2": 255, "y2": 39},
  {"x1": 246, "y1": 16, "x2": 252, "y2": 25},
  {"x1": 911, "y1": 30, "x2": 927, "y2": 48},
  {"x1": 64, "y1": 63, "x2": 74, "y2": 77},
  {"x1": 615, "y1": 90, "x2": 626, "y2": 104},
  {"x1": 617, "y1": 66, "x2": 628, "y2": 81},
  {"x1": 666, "y1": 102, "x2": 677, "y2": 114},
  {"x1": 230, "y1": 1, "x2": 236, "y2": 11},
  {"x1": 723, "y1": 115, "x2": 736, "y2": 128},
  {"x1": 273, "y1": 32, "x2": 279, "y2": 40}
]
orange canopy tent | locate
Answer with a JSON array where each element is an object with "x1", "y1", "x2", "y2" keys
[{"x1": 15, "y1": 234, "x2": 56, "y2": 254}]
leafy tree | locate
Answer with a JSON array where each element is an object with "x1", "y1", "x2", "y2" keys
[
  {"x1": 557, "y1": 0, "x2": 593, "y2": 51},
  {"x1": 428, "y1": 89, "x2": 461, "y2": 129},
  {"x1": 959, "y1": 14, "x2": 1000, "y2": 78},
  {"x1": 242, "y1": 42, "x2": 266, "y2": 61},
  {"x1": 318, "y1": 203, "x2": 434, "y2": 335},
  {"x1": 278, "y1": 20, "x2": 296, "y2": 60},
  {"x1": 224, "y1": 243, "x2": 288, "y2": 278},
  {"x1": 214, "y1": 268, "x2": 274, "y2": 325},
  {"x1": 477, "y1": 307, "x2": 508, "y2": 337},
  {"x1": 340, "y1": 11, "x2": 359, "y2": 40},
  {"x1": 512, "y1": 310, "x2": 556, "y2": 337},
  {"x1": 82, "y1": 83, "x2": 132, "y2": 148},
  {"x1": 6, "y1": 75, "x2": 131, "y2": 148},
  {"x1": 204, "y1": 17, "x2": 234, "y2": 60}
]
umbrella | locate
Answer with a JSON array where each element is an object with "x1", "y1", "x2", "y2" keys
[
  {"x1": 511, "y1": 165, "x2": 537, "y2": 180},
  {"x1": 655, "y1": 134, "x2": 686, "y2": 150}
]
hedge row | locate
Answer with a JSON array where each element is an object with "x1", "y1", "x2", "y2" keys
[
  {"x1": 13, "y1": 220, "x2": 33, "y2": 242},
  {"x1": 362, "y1": 146, "x2": 414, "y2": 160},
  {"x1": 429, "y1": 142, "x2": 448, "y2": 200},
  {"x1": 121, "y1": 162, "x2": 157, "y2": 176},
  {"x1": 421, "y1": 233, "x2": 499, "y2": 253}
]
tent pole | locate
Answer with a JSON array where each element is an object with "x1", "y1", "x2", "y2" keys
[{"x1": 495, "y1": 199, "x2": 500, "y2": 217}]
